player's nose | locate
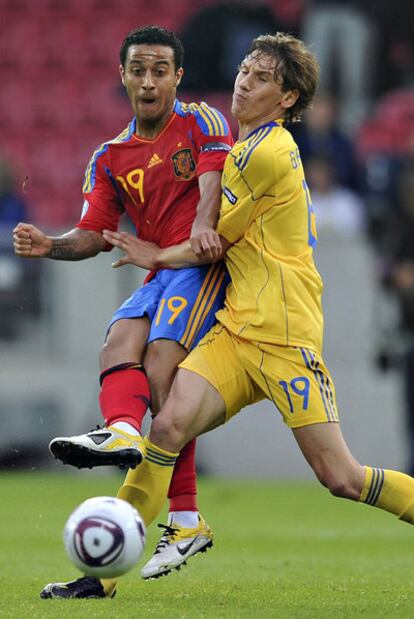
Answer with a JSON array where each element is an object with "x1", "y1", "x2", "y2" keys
[{"x1": 142, "y1": 69, "x2": 155, "y2": 89}]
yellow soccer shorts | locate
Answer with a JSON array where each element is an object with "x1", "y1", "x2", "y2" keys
[{"x1": 179, "y1": 323, "x2": 339, "y2": 428}]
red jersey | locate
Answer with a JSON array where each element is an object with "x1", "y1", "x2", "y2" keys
[{"x1": 77, "y1": 99, "x2": 233, "y2": 248}]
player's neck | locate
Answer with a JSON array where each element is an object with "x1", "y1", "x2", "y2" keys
[
  {"x1": 237, "y1": 110, "x2": 283, "y2": 141},
  {"x1": 135, "y1": 108, "x2": 174, "y2": 140}
]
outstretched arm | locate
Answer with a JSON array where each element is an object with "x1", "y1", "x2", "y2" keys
[
  {"x1": 13, "y1": 223, "x2": 106, "y2": 261},
  {"x1": 190, "y1": 170, "x2": 223, "y2": 260},
  {"x1": 102, "y1": 230, "x2": 231, "y2": 270}
]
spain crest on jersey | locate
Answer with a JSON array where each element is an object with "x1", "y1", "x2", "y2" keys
[{"x1": 171, "y1": 148, "x2": 196, "y2": 180}]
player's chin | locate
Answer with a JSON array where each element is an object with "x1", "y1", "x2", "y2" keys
[
  {"x1": 137, "y1": 101, "x2": 162, "y2": 119},
  {"x1": 231, "y1": 101, "x2": 243, "y2": 119}
]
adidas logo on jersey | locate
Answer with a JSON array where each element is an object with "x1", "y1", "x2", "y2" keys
[{"x1": 148, "y1": 153, "x2": 163, "y2": 168}]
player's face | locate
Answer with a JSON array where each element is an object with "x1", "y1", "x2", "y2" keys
[
  {"x1": 232, "y1": 52, "x2": 298, "y2": 129},
  {"x1": 120, "y1": 44, "x2": 183, "y2": 124}
]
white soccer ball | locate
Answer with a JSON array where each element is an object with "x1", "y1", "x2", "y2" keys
[{"x1": 63, "y1": 496, "x2": 146, "y2": 578}]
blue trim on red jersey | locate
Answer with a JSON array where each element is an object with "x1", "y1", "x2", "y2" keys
[
  {"x1": 83, "y1": 119, "x2": 136, "y2": 193},
  {"x1": 174, "y1": 99, "x2": 230, "y2": 137},
  {"x1": 104, "y1": 166, "x2": 125, "y2": 210}
]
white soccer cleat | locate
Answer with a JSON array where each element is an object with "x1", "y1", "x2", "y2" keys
[
  {"x1": 141, "y1": 515, "x2": 213, "y2": 579},
  {"x1": 49, "y1": 425, "x2": 144, "y2": 470}
]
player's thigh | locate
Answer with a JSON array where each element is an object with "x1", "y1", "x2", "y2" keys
[
  {"x1": 148, "y1": 263, "x2": 229, "y2": 351},
  {"x1": 179, "y1": 324, "x2": 265, "y2": 424},
  {"x1": 241, "y1": 344, "x2": 339, "y2": 428}
]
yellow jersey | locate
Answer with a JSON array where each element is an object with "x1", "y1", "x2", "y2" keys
[{"x1": 216, "y1": 120, "x2": 324, "y2": 353}]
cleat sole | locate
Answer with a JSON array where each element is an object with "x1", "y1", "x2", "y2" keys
[{"x1": 50, "y1": 441, "x2": 143, "y2": 470}]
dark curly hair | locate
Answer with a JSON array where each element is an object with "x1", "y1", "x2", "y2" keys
[
  {"x1": 247, "y1": 32, "x2": 319, "y2": 122},
  {"x1": 120, "y1": 25, "x2": 184, "y2": 70}
]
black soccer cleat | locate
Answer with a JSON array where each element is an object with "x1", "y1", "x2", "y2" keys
[{"x1": 40, "y1": 576, "x2": 116, "y2": 599}]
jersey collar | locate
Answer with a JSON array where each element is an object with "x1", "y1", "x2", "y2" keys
[{"x1": 244, "y1": 120, "x2": 279, "y2": 141}]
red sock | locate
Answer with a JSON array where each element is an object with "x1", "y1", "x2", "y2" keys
[
  {"x1": 99, "y1": 363, "x2": 150, "y2": 433},
  {"x1": 168, "y1": 438, "x2": 198, "y2": 512}
]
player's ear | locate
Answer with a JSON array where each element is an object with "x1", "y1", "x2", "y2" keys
[
  {"x1": 119, "y1": 64, "x2": 126, "y2": 86},
  {"x1": 176, "y1": 67, "x2": 184, "y2": 87},
  {"x1": 281, "y1": 89, "x2": 299, "y2": 110}
]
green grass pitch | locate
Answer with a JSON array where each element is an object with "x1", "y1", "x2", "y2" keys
[{"x1": 1, "y1": 471, "x2": 413, "y2": 618}]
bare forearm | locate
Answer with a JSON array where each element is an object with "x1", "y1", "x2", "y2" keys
[
  {"x1": 154, "y1": 240, "x2": 226, "y2": 270},
  {"x1": 192, "y1": 203, "x2": 218, "y2": 230},
  {"x1": 48, "y1": 229, "x2": 105, "y2": 260},
  {"x1": 101, "y1": 230, "x2": 230, "y2": 271},
  {"x1": 192, "y1": 171, "x2": 222, "y2": 232}
]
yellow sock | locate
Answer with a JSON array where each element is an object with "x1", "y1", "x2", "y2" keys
[
  {"x1": 101, "y1": 437, "x2": 178, "y2": 596},
  {"x1": 101, "y1": 578, "x2": 117, "y2": 597},
  {"x1": 359, "y1": 466, "x2": 414, "y2": 523},
  {"x1": 117, "y1": 436, "x2": 178, "y2": 526}
]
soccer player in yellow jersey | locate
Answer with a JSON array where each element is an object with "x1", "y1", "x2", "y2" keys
[{"x1": 98, "y1": 32, "x2": 414, "y2": 594}]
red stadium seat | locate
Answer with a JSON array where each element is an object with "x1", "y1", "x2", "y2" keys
[
  {"x1": 356, "y1": 89, "x2": 414, "y2": 159},
  {"x1": 0, "y1": 80, "x2": 37, "y2": 129},
  {"x1": 375, "y1": 89, "x2": 414, "y2": 122},
  {"x1": 1, "y1": 1, "x2": 204, "y2": 226},
  {"x1": 0, "y1": 20, "x2": 41, "y2": 69}
]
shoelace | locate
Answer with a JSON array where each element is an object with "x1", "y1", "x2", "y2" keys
[
  {"x1": 154, "y1": 524, "x2": 180, "y2": 554},
  {"x1": 87, "y1": 424, "x2": 103, "y2": 433}
]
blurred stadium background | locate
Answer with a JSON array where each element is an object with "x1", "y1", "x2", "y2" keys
[{"x1": 1, "y1": 0, "x2": 414, "y2": 479}]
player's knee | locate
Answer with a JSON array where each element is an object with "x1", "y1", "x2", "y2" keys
[
  {"x1": 326, "y1": 478, "x2": 353, "y2": 499},
  {"x1": 99, "y1": 338, "x2": 122, "y2": 370},
  {"x1": 99, "y1": 341, "x2": 111, "y2": 368},
  {"x1": 150, "y1": 408, "x2": 187, "y2": 453},
  {"x1": 316, "y1": 467, "x2": 360, "y2": 500},
  {"x1": 101, "y1": 326, "x2": 122, "y2": 355},
  {"x1": 100, "y1": 320, "x2": 145, "y2": 368}
]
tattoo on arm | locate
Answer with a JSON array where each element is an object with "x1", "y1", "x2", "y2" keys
[{"x1": 49, "y1": 232, "x2": 103, "y2": 260}]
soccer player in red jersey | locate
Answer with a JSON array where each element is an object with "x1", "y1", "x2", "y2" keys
[{"x1": 14, "y1": 26, "x2": 233, "y2": 591}]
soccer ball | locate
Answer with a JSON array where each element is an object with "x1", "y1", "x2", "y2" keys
[{"x1": 63, "y1": 496, "x2": 146, "y2": 578}]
